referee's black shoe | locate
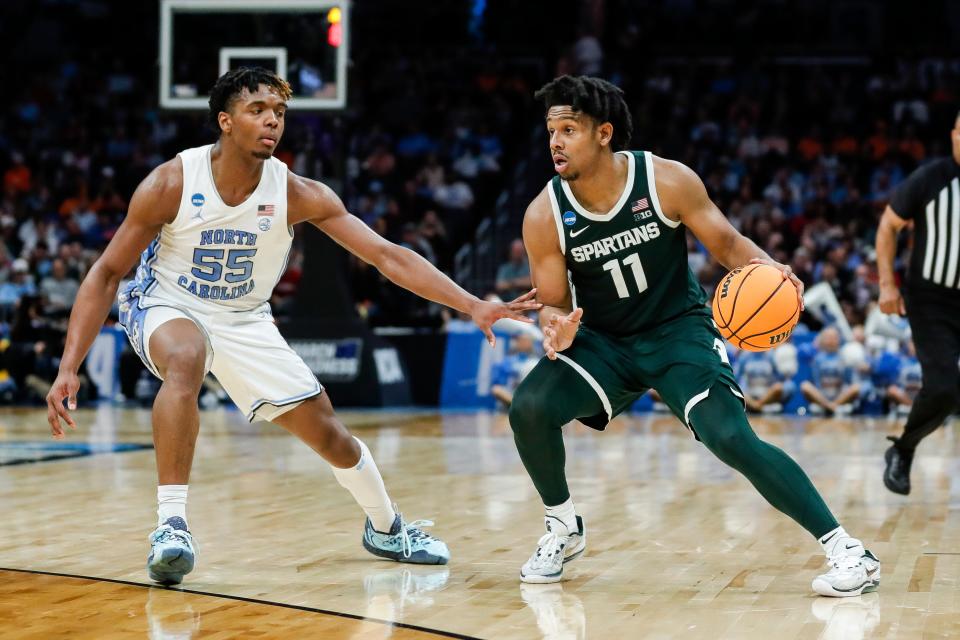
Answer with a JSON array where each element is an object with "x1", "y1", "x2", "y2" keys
[{"x1": 883, "y1": 436, "x2": 914, "y2": 495}]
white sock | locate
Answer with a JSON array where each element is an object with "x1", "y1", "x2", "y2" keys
[
  {"x1": 545, "y1": 498, "x2": 578, "y2": 534},
  {"x1": 819, "y1": 526, "x2": 860, "y2": 557},
  {"x1": 332, "y1": 437, "x2": 396, "y2": 533},
  {"x1": 157, "y1": 485, "x2": 188, "y2": 526}
]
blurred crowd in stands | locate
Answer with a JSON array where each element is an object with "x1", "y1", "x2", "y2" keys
[{"x1": 1, "y1": 1, "x2": 957, "y2": 409}]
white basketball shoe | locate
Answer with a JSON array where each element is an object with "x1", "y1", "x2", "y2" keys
[
  {"x1": 520, "y1": 515, "x2": 586, "y2": 584},
  {"x1": 147, "y1": 517, "x2": 196, "y2": 585},
  {"x1": 812, "y1": 538, "x2": 881, "y2": 597}
]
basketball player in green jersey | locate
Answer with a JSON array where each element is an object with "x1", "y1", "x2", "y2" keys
[{"x1": 511, "y1": 76, "x2": 879, "y2": 597}]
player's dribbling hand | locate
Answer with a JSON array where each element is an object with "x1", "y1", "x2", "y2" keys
[
  {"x1": 471, "y1": 289, "x2": 543, "y2": 347},
  {"x1": 543, "y1": 307, "x2": 583, "y2": 360},
  {"x1": 46, "y1": 371, "x2": 79, "y2": 439},
  {"x1": 878, "y1": 282, "x2": 906, "y2": 315},
  {"x1": 748, "y1": 257, "x2": 805, "y2": 311}
]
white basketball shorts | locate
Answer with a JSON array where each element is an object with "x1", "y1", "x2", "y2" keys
[{"x1": 117, "y1": 293, "x2": 322, "y2": 422}]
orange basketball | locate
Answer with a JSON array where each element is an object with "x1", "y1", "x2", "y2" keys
[{"x1": 712, "y1": 264, "x2": 800, "y2": 352}]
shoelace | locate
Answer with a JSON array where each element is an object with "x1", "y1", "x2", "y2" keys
[
  {"x1": 530, "y1": 531, "x2": 564, "y2": 568},
  {"x1": 827, "y1": 553, "x2": 863, "y2": 572},
  {"x1": 397, "y1": 514, "x2": 436, "y2": 559},
  {"x1": 154, "y1": 526, "x2": 191, "y2": 548}
]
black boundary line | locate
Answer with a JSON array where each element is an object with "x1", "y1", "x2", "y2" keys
[
  {"x1": 0, "y1": 443, "x2": 153, "y2": 468},
  {"x1": 0, "y1": 567, "x2": 482, "y2": 640}
]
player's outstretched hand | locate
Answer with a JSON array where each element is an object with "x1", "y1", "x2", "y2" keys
[
  {"x1": 46, "y1": 371, "x2": 79, "y2": 439},
  {"x1": 878, "y1": 282, "x2": 906, "y2": 316},
  {"x1": 472, "y1": 289, "x2": 543, "y2": 347},
  {"x1": 748, "y1": 257, "x2": 805, "y2": 311},
  {"x1": 543, "y1": 307, "x2": 583, "y2": 360}
]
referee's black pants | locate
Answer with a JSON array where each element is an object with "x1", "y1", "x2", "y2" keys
[{"x1": 897, "y1": 289, "x2": 960, "y2": 452}]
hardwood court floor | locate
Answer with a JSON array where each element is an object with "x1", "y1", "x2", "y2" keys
[{"x1": 1, "y1": 405, "x2": 958, "y2": 639}]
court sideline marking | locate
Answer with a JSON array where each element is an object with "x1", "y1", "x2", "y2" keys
[{"x1": 0, "y1": 566, "x2": 483, "y2": 640}]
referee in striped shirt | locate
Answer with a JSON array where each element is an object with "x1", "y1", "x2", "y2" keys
[{"x1": 877, "y1": 112, "x2": 960, "y2": 495}]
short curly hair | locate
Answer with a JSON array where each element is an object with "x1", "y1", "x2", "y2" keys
[
  {"x1": 207, "y1": 67, "x2": 293, "y2": 132},
  {"x1": 534, "y1": 75, "x2": 633, "y2": 151}
]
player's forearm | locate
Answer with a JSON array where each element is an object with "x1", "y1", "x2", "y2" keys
[
  {"x1": 875, "y1": 220, "x2": 900, "y2": 287},
  {"x1": 379, "y1": 244, "x2": 480, "y2": 314},
  {"x1": 718, "y1": 232, "x2": 771, "y2": 271},
  {"x1": 59, "y1": 264, "x2": 123, "y2": 373}
]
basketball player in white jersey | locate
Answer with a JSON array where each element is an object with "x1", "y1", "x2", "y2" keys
[{"x1": 45, "y1": 68, "x2": 540, "y2": 585}]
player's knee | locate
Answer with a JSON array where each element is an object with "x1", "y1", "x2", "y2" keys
[
  {"x1": 691, "y1": 387, "x2": 756, "y2": 465},
  {"x1": 509, "y1": 388, "x2": 547, "y2": 436},
  {"x1": 316, "y1": 416, "x2": 353, "y2": 455},
  {"x1": 160, "y1": 343, "x2": 206, "y2": 390},
  {"x1": 701, "y1": 426, "x2": 756, "y2": 468}
]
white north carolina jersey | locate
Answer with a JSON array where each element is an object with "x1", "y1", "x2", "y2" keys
[{"x1": 127, "y1": 144, "x2": 292, "y2": 313}]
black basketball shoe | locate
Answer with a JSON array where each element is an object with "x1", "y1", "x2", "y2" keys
[{"x1": 883, "y1": 436, "x2": 914, "y2": 495}]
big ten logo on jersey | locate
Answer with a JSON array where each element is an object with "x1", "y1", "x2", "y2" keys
[
  {"x1": 176, "y1": 228, "x2": 259, "y2": 301},
  {"x1": 631, "y1": 197, "x2": 652, "y2": 221}
]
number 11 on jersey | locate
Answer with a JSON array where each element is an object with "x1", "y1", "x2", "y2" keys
[{"x1": 602, "y1": 252, "x2": 648, "y2": 298}]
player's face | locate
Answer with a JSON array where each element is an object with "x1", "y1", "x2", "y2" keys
[
  {"x1": 223, "y1": 85, "x2": 287, "y2": 160},
  {"x1": 545, "y1": 107, "x2": 607, "y2": 181}
]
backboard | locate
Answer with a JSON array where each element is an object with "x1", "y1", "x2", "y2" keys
[{"x1": 159, "y1": 0, "x2": 348, "y2": 110}]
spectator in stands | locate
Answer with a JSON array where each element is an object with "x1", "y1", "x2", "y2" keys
[
  {"x1": 495, "y1": 239, "x2": 531, "y2": 301},
  {"x1": 736, "y1": 349, "x2": 796, "y2": 413},
  {"x1": 18, "y1": 216, "x2": 59, "y2": 256},
  {"x1": 800, "y1": 326, "x2": 863, "y2": 415},
  {"x1": 416, "y1": 154, "x2": 445, "y2": 197},
  {"x1": 433, "y1": 172, "x2": 474, "y2": 212},
  {"x1": 0, "y1": 338, "x2": 19, "y2": 403},
  {"x1": 490, "y1": 332, "x2": 538, "y2": 407},
  {"x1": 3, "y1": 152, "x2": 31, "y2": 195},
  {"x1": 3, "y1": 5, "x2": 960, "y2": 358},
  {"x1": 418, "y1": 210, "x2": 450, "y2": 269},
  {"x1": 886, "y1": 341, "x2": 922, "y2": 414},
  {"x1": 0, "y1": 259, "x2": 37, "y2": 307},
  {"x1": 40, "y1": 258, "x2": 79, "y2": 316},
  {"x1": 865, "y1": 334, "x2": 901, "y2": 409},
  {"x1": 7, "y1": 295, "x2": 60, "y2": 401}
]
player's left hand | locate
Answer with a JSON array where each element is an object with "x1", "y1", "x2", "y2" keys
[
  {"x1": 471, "y1": 289, "x2": 543, "y2": 347},
  {"x1": 749, "y1": 257, "x2": 805, "y2": 311}
]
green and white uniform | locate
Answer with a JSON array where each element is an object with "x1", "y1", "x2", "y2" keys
[
  {"x1": 510, "y1": 150, "x2": 840, "y2": 542},
  {"x1": 533, "y1": 150, "x2": 740, "y2": 430}
]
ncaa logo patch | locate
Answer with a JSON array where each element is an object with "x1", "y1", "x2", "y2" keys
[
  {"x1": 258, "y1": 217, "x2": 272, "y2": 231},
  {"x1": 191, "y1": 193, "x2": 205, "y2": 207},
  {"x1": 562, "y1": 211, "x2": 577, "y2": 226}
]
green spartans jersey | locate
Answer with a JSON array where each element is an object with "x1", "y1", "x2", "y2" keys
[{"x1": 547, "y1": 150, "x2": 708, "y2": 336}]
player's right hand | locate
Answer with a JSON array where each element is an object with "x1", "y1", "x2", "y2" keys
[
  {"x1": 878, "y1": 283, "x2": 906, "y2": 316},
  {"x1": 46, "y1": 371, "x2": 79, "y2": 439},
  {"x1": 543, "y1": 307, "x2": 583, "y2": 360}
]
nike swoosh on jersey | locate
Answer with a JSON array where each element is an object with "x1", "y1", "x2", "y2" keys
[{"x1": 569, "y1": 225, "x2": 591, "y2": 238}]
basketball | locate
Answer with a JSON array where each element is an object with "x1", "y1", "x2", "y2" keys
[{"x1": 712, "y1": 264, "x2": 801, "y2": 352}]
